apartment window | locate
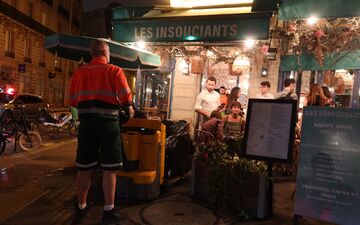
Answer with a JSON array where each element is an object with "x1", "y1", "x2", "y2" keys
[
  {"x1": 24, "y1": 39, "x2": 31, "y2": 57},
  {"x1": 5, "y1": 31, "x2": 13, "y2": 52},
  {"x1": 5, "y1": 31, "x2": 15, "y2": 58},
  {"x1": 24, "y1": 39, "x2": 32, "y2": 63},
  {"x1": 10, "y1": 0, "x2": 17, "y2": 7},
  {"x1": 41, "y1": 12, "x2": 47, "y2": 25},
  {"x1": 39, "y1": 47, "x2": 46, "y2": 67},
  {"x1": 28, "y1": 3, "x2": 33, "y2": 17}
]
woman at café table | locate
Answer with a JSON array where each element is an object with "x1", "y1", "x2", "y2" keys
[{"x1": 223, "y1": 101, "x2": 245, "y2": 157}]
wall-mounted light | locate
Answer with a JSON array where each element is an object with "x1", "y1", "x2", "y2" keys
[
  {"x1": 307, "y1": 16, "x2": 319, "y2": 25},
  {"x1": 135, "y1": 41, "x2": 146, "y2": 49},
  {"x1": 261, "y1": 66, "x2": 268, "y2": 76},
  {"x1": 244, "y1": 39, "x2": 255, "y2": 49}
]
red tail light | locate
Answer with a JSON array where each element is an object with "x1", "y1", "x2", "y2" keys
[{"x1": 6, "y1": 88, "x2": 15, "y2": 95}]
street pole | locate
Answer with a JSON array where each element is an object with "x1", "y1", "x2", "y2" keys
[{"x1": 63, "y1": 0, "x2": 73, "y2": 106}]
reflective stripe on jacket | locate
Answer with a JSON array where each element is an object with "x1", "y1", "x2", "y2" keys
[{"x1": 69, "y1": 56, "x2": 132, "y2": 119}]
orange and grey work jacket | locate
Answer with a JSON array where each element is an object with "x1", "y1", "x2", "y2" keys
[{"x1": 69, "y1": 56, "x2": 132, "y2": 120}]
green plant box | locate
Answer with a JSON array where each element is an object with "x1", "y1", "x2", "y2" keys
[{"x1": 191, "y1": 158, "x2": 269, "y2": 218}]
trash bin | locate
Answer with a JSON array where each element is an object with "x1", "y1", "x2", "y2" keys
[{"x1": 163, "y1": 120, "x2": 195, "y2": 179}]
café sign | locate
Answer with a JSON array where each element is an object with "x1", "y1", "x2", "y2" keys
[{"x1": 112, "y1": 12, "x2": 271, "y2": 42}]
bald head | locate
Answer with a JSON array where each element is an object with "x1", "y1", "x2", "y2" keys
[{"x1": 90, "y1": 40, "x2": 110, "y2": 62}]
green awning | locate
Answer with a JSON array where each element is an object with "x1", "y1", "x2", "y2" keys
[
  {"x1": 112, "y1": 11, "x2": 272, "y2": 42},
  {"x1": 280, "y1": 50, "x2": 360, "y2": 71},
  {"x1": 44, "y1": 33, "x2": 160, "y2": 69},
  {"x1": 279, "y1": 0, "x2": 360, "y2": 20}
]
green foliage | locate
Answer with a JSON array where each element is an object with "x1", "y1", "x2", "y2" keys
[{"x1": 197, "y1": 137, "x2": 268, "y2": 215}]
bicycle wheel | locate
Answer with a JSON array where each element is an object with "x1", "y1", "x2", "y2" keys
[
  {"x1": 0, "y1": 136, "x2": 6, "y2": 156},
  {"x1": 18, "y1": 131, "x2": 42, "y2": 151}
]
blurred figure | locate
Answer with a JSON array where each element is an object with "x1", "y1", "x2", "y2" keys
[
  {"x1": 226, "y1": 87, "x2": 241, "y2": 114},
  {"x1": 219, "y1": 86, "x2": 228, "y2": 106},
  {"x1": 200, "y1": 110, "x2": 224, "y2": 142},
  {"x1": 304, "y1": 84, "x2": 328, "y2": 106},
  {"x1": 256, "y1": 81, "x2": 274, "y2": 99},
  {"x1": 321, "y1": 86, "x2": 335, "y2": 107}
]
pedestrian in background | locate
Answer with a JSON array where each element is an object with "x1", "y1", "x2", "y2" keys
[{"x1": 69, "y1": 40, "x2": 133, "y2": 225}]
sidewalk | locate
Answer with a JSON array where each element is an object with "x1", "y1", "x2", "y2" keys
[{"x1": 0, "y1": 139, "x2": 337, "y2": 225}]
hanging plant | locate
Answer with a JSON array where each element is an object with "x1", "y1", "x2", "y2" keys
[{"x1": 274, "y1": 17, "x2": 360, "y2": 65}]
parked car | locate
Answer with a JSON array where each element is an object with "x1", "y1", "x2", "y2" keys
[{"x1": 0, "y1": 93, "x2": 47, "y2": 124}]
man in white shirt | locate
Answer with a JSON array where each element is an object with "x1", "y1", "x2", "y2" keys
[
  {"x1": 195, "y1": 77, "x2": 220, "y2": 124},
  {"x1": 256, "y1": 81, "x2": 274, "y2": 99}
]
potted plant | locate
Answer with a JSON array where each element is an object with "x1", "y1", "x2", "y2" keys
[{"x1": 191, "y1": 138, "x2": 269, "y2": 218}]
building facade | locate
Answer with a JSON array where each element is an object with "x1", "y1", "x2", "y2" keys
[{"x1": 0, "y1": 0, "x2": 82, "y2": 105}]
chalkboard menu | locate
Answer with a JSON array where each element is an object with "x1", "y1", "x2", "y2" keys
[
  {"x1": 242, "y1": 99, "x2": 297, "y2": 163},
  {"x1": 295, "y1": 107, "x2": 360, "y2": 225}
]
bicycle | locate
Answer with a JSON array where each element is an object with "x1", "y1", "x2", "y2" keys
[
  {"x1": 0, "y1": 133, "x2": 7, "y2": 156},
  {"x1": 0, "y1": 102, "x2": 42, "y2": 152},
  {"x1": 37, "y1": 108, "x2": 78, "y2": 137}
]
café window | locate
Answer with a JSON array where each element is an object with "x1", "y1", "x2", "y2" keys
[
  {"x1": 325, "y1": 70, "x2": 354, "y2": 108},
  {"x1": 138, "y1": 71, "x2": 171, "y2": 120},
  {"x1": 299, "y1": 70, "x2": 355, "y2": 108}
]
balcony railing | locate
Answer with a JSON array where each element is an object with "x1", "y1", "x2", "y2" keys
[
  {"x1": 42, "y1": 0, "x2": 53, "y2": 7},
  {"x1": 57, "y1": 5, "x2": 69, "y2": 19},
  {"x1": 39, "y1": 61, "x2": 46, "y2": 67},
  {"x1": 54, "y1": 66, "x2": 63, "y2": 72},
  {"x1": 24, "y1": 56, "x2": 32, "y2": 63},
  {"x1": 5, "y1": 51, "x2": 15, "y2": 58}
]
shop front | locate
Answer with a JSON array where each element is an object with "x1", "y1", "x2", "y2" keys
[{"x1": 111, "y1": 7, "x2": 274, "y2": 133}]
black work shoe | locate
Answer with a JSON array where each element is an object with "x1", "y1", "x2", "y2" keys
[
  {"x1": 72, "y1": 206, "x2": 89, "y2": 224},
  {"x1": 101, "y1": 209, "x2": 127, "y2": 225}
]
